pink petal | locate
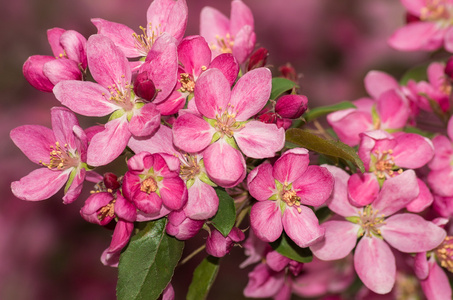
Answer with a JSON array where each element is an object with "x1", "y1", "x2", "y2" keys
[
  {"x1": 406, "y1": 179, "x2": 433, "y2": 213},
  {"x1": 155, "y1": 90, "x2": 186, "y2": 116},
  {"x1": 372, "y1": 170, "x2": 419, "y2": 216},
  {"x1": 250, "y1": 200, "x2": 283, "y2": 243},
  {"x1": 229, "y1": 67, "x2": 272, "y2": 121},
  {"x1": 310, "y1": 220, "x2": 359, "y2": 261},
  {"x1": 265, "y1": 251, "x2": 290, "y2": 272},
  {"x1": 393, "y1": 133, "x2": 434, "y2": 168},
  {"x1": 194, "y1": 68, "x2": 231, "y2": 119},
  {"x1": 177, "y1": 35, "x2": 211, "y2": 78},
  {"x1": 10, "y1": 125, "x2": 55, "y2": 164},
  {"x1": 364, "y1": 70, "x2": 399, "y2": 99},
  {"x1": 282, "y1": 205, "x2": 325, "y2": 248},
  {"x1": 420, "y1": 260, "x2": 452, "y2": 300},
  {"x1": 288, "y1": 166, "x2": 333, "y2": 207},
  {"x1": 235, "y1": 121, "x2": 285, "y2": 158},
  {"x1": 327, "y1": 109, "x2": 373, "y2": 146},
  {"x1": 47, "y1": 27, "x2": 65, "y2": 57},
  {"x1": 62, "y1": 168, "x2": 85, "y2": 204},
  {"x1": 354, "y1": 237, "x2": 395, "y2": 294},
  {"x1": 87, "y1": 116, "x2": 131, "y2": 166},
  {"x1": 185, "y1": 179, "x2": 219, "y2": 220},
  {"x1": 23, "y1": 55, "x2": 55, "y2": 92},
  {"x1": 109, "y1": 220, "x2": 134, "y2": 253},
  {"x1": 448, "y1": 115, "x2": 453, "y2": 140},
  {"x1": 172, "y1": 113, "x2": 214, "y2": 153},
  {"x1": 128, "y1": 124, "x2": 177, "y2": 156},
  {"x1": 203, "y1": 140, "x2": 246, "y2": 188},
  {"x1": 428, "y1": 166, "x2": 453, "y2": 197},
  {"x1": 147, "y1": 0, "x2": 188, "y2": 42},
  {"x1": 232, "y1": 25, "x2": 256, "y2": 64},
  {"x1": 160, "y1": 177, "x2": 188, "y2": 211},
  {"x1": 87, "y1": 34, "x2": 131, "y2": 88},
  {"x1": 128, "y1": 103, "x2": 161, "y2": 137},
  {"x1": 209, "y1": 53, "x2": 239, "y2": 86},
  {"x1": 80, "y1": 192, "x2": 114, "y2": 225},
  {"x1": 59, "y1": 30, "x2": 87, "y2": 68},
  {"x1": 200, "y1": 6, "x2": 230, "y2": 47},
  {"x1": 347, "y1": 173, "x2": 380, "y2": 207},
  {"x1": 388, "y1": 22, "x2": 444, "y2": 51},
  {"x1": 322, "y1": 165, "x2": 358, "y2": 217},
  {"x1": 230, "y1": 0, "x2": 254, "y2": 35},
  {"x1": 11, "y1": 168, "x2": 70, "y2": 201},
  {"x1": 53, "y1": 80, "x2": 118, "y2": 116},
  {"x1": 376, "y1": 89, "x2": 409, "y2": 129},
  {"x1": 243, "y1": 264, "x2": 285, "y2": 299},
  {"x1": 114, "y1": 193, "x2": 137, "y2": 222},
  {"x1": 91, "y1": 18, "x2": 140, "y2": 57},
  {"x1": 428, "y1": 135, "x2": 453, "y2": 170},
  {"x1": 43, "y1": 59, "x2": 82, "y2": 85},
  {"x1": 381, "y1": 213, "x2": 446, "y2": 253},
  {"x1": 50, "y1": 107, "x2": 80, "y2": 150},
  {"x1": 414, "y1": 252, "x2": 429, "y2": 280},
  {"x1": 400, "y1": 0, "x2": 425, "y2": 16},
  {"x1": 273, "y1": 148, "x2": 309, "y2": 185},
  {"x1": 247, "y1": 163, "x2": 277, "y2": 201}
]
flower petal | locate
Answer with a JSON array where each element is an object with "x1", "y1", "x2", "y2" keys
[
  {"x1": 282, "y1": 205, "x2": 325, "y2": 248},
  {"x1": 293, "y1": 165, "x2": 334, "y2": 207},
  {"x1": 43, "y1": 59, "x2": 82, "y2": 85},
  {"x1": 347, "y1": 173, "x2": 380, "y2": 207},
  {"x1": 420, "y1": 260, "x2": 452, "y2": 300},
  {"x1": 128, "y1": 103, "x2": 161, "y2": 137},
  {"x1": 247, "y1": 163, "x2": 276, "y2": 201},
  {"x1": 235, "y1": 121, "x2": 285, "y2": 158},
  {"x1": 209, "y1": 53, "x2": 239, "y2": 86},
  {"x1": 185, "y1": 179, "x2": 219, "y2": 220},
  {"x1": 194, "y1": 68, "x2": 231, "y2": 119},
  {"x1": 160, "y1": 176, "x2": 188, "y2": 211},
  {"x1": 364, "y1": 70, "x2": 400, "y2": 99},
  {"x1": 273, "y1": 148, "x2": 309, "y2": 185},
  {"x1": 322, "y1": 165, "x2": 358, "y2": 217},
  {"x1": 172, "y1": 113, "x2": 214, "y2": 153},
  {"x1": 250, "y1": 200, "x2": 283, "y2": 243},
  {"x1": 23, "y1": 55, "x2": 55, "y2": 92},
  {"x1": 178, "y1": 35, "x2": 211, "y2": 78},
  {"x1": 10, "y1": 125, "x2": 55, "y2": 164}
]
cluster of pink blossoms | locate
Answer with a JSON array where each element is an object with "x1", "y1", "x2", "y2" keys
[{"x1": 11, "y1": 0, "x2": 453, "y2": 299}]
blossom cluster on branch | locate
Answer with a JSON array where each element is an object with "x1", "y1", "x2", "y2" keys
[{"x1": 11, "y1": 0, "x2": 453, "y2": 299}]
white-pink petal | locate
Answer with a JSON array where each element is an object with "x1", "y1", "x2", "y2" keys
[
  {"x1": 282, "y1": 205, "x2": 325, "y2": 248},
  {"x1": 250, "y1": 200, "x2": 283, "y2": 243}
]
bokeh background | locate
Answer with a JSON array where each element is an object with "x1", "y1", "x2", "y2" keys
[{"x1": 0, "y1": 0, "x2": 431, "y2": 299}]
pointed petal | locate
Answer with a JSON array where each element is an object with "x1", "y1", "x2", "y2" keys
[
  {"x1": 293, "y1": 166, "x2": 334, "y2": 207},
  {"x1": 229, "y1": 67, "x2": 272, "y2": 121},
  {"x1": 62, "y1": 168, "x2": 85, "y2": 204},
  {"x1": 194, "y1": 68, "x2": 231, "y2": 119},
  {"x1": 87, "y1": 116, "x2": 131, "y2": 166},
  {"x1": 59, "y1": 30, "x2": 87, "y2": 68},
  {"x1": 50, "y1": 107, "x2": 79, "y2": 150},
  {"x1": 250, "y1": 200, "x2": 283, "y2": 243},
  {"x1": 23, "y1": 55, "x2": 55, "y2": 92},
  {"x1": 203, "y1": 140, "x2": 246, "y2": 188},
  {"x1": 10, "y1": 125, "x2": 55, "y2": 164},
  {"x1": 53, "y1": 80, "x2": 118, "y2": 116},
  {"x1": 282, "y1": 205, "x2": 325, "y2": 248},
  {"x1": 230, "y1": 0, "x2": 254, "y2": 35},
  {"x1": 200, "y1": 6, "x2": 230, "y2": 46},
  {"x1": 172, "y1": 113, "x2": 214, "y2": 153},
  {"x1": 128, "y1": 103, "x2": 160, "y2": 137},
  {"x1": 232, "y1": 25, "x2": 256, "y2": 64},
  {"x1": 372, "y1": 170, "x2": 419, "y2": 216},
  {"x1": 11, "y1": 168, "x2": 69, "y2": 201},
  {"x1": 381, "y1": 213, "x2": 446, "y2": 253},
  {"x1": 247, "y1": 163, "x2": 276, "y2": 201},
  {"x1": 43, "y1": 59, "x2": 82, "y2": 85},
  {"x1": 354, "y1": 237, "x2": 395, "y2": 294},
  {"x1": 364, "y1": 70, "x2": 399, "y2": 99},
  {"x1": 235, "y1": 121, "x2": 285, "y2": 158},
  {"x1": 47, "y1": 27, "x2": 65, "y2": 57},
  {"x1": 185, "y1": 179, "x2": 219, "y2": 220},
  {"x1": 273, "y1": 148, "x2": 309, "y2": 185},
  {"x1": 147, "y1": 0, "x2": 188, "y2": 42},
  {"x1": 87, "y1": 34, "x2": 131, "y2": 88},
  {"x1": 310, "y1": 220, "x2": 359, "y2": 261}
]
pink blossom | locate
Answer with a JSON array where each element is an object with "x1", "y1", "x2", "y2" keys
[
  {"x1": 257, "y1": 94, "x2": 308, "y2": 130},
  {"x1": 248, "y1": 148, "x2": 334, "y2": 248},
  {"x1": 172, "y1": 67, "x2": 285, "y2": 188},
  {"x1": 200, "y1": 0, "x2": 256, "y2": 64},
  {"x1": 416, "y1": 61, "x2": 452, "y2": 113},
  {"x1": 311, "y1": 166, "x2": 446, "y2": 295},
  {"x1": 10, "y1": 107, "x2": 92, "y2": 204},
  {"x1": 23, "y1": 28, "x2": 87, "y2": 92},
  {"x1": 388, "y1": 0, "x2": 453, "y2": 53},
  {"x1": 53, "y1": 34, "x2": 177, "y2": 166},
  {"x1": 206, "y1": 227, "x2": 245, "y2": 257},
  {"x1": 92, "y1": 0, "x2": 187, "y2": 59}
]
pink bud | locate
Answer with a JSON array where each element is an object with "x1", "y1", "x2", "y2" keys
[
  {"x1": 206, "y1": 227, "x2": 245, "y2": 257},
  {"x1": 445, "y1": 57, "x2": 453, "y2": 80},
  {"x1": 166, "y1": 210, "x2": 204, "y2": 240},
  {"x1": 134, "y1": 71, "x2": 157, "y2": 101},
  {"x1": 275, "y1": 95, "x2": 308, "y2": 119},
  {"x1": 247, "y1": 47, "x2": 269, "y2": 72}
]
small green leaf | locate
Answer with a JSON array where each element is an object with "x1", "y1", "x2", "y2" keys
[
  {"x1": 117, "y1": 218, "x2": 184, "y2": 300},
  {"x1": 109, "y1": 109, "x2": 125, "y2": 121},
  {"x1": 270, "y1": 232, "x2": 313, "y2": 263},
  {"x1": 270, "y1": 77, "x2": 299, "y2": 100},
  {"x1": 210, "y1": 188, "x2": 236, "y2": 237},
  {"x1": 285, "y1": 128, "x2": 365, "y2": 173},
  {"x1": 399, "y1": 64, "x2": 428, "y2": 85},
  {"x1": 186, "y1": 256, "x2": 220, "y2": 300},
  {"x1": 303, "y1": 101, "x2": 356, "y2": 123}
]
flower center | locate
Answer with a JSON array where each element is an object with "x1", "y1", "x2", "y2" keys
[
  {"x1": 97, "y1": 200, "x2": 116, "y2": 221},
  {"x1": 179, "y1": 154, "x2": 201, "y2": 181},
  {"x1": 105, "y1": 78, "x2": 134, "y2": 111},
  {"x1": 40, "y1": 141, "x2": 78, "y2": 170},
  {"x1": 215, "y1": 111, "x2": 244, "y2": 138},
  {"x1": 372, "y1": 149, "x2": 402, "y2": 179},
  {"x1": 132, "y1": 24, "x2": 160, "y2": 56},
  {"x1": 210, "y1": 34, "x2": 235, "y2": 54},
  {"x1": 358, "y1": 205, "x2": 386, "y2": 238},
  {"x1": 179, "y1": 73, "x2": 196, "y2": 93},
  {"x1": 420, "y1": 0, "x2": 452, "y2": 22},
  {"x1": 281, "y1": 189, "x2": 302, "y2": 213},
  {"x1": 435, "y1": 236, "x2": 453, "y2": 273},
  {"x1": 141, "y1": 177, "x2": 158, "y2": 194}
]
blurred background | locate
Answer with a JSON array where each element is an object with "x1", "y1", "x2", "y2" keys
[{"x1": 0, "y1": 0, "x2": 430, "y2": 299}]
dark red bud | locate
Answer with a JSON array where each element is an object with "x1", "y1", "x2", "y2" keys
[
  {"x1": 103, "y1": 172, "x2": 120, "y2": 191},
  {"x1": 278, "y1": 63, "x2": 298, "y2": 83},
  {"x1": 406, "y1": 12, "x2": 420, "y2": 24},
  {"x1": 445, "y1": 57, "x2": 453, "y2": 79},
  {"x1": 133, "y1": 71, "x2": 156, "y2": 101},
  {"x1": 247, "y1": 47, "x2": 269, "y2": 71}
]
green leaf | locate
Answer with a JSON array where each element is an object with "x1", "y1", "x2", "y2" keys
[
  {"x1": 399, "y1": 63, "x2": 428, "y2": 85},
  {"x1": 186, "y1": 256, "x2": 220, "y2": 300},
  {"x1": 270, "y1": 232, "x2": 313, "y2": 263},
  {"x1": 210, "y1": 188, "x2": 236, "y2": 237},
  {"x1": 270, "y1": 77, "x2": 298, "y2": 100},
  {"x1": 117, "y1": 218, "x2": 184, "y2": 300},
  {"x1": 303, "y1": 101, "x2": 356, "y2": 123},
  {"x1": 285, "y1": 128, "x2": 365, "y2": 173}
]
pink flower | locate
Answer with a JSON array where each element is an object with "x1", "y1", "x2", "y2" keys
[
  {"x1": 388, "y1": 0, "x2": 453, "y2": 52},
  {"x1": 311, "y1": 166, "x2": 446, "y2": 295},
  {"x1": 416, "y1": 61, "x2": 452, "y2": 113},
  {"x1": 53, "y1": 34, "x2": 177, "y2": 166},
  {"x1": 122, "y1": 152, "x2": 187, "y2": 215},
  {"x1": 172, "y1": 67, "x2": 285, "y2": 188},
  {"x1": 257, "y1": 94, "x2": 308, "y2": 130},
  {"x1": 200, "y1": 0, "x2": 256, "y2": 64},
  {"x1": 92, "y1": 0, "x2": 187, "y2": 59},
  {"x1": 23, "y1": 28, "x2": 87, "y2": 92},
  {"x1": 206, "y1": 227, "x2": 245, "y2": 257},
  {"x1": 247, "y1": 148, "x2": 334, "y2": 248},
  {"x1": 11, "y1": 107, "x2": 92, "y2": 204},
  {"x1": 166, "y1": 209, "x2": 204, "y2": 240}
]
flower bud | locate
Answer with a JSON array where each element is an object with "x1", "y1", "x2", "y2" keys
[
  {"x1": 133, "y1": 71, "x2": 156, "y2": 101},
  {"x1": 247, "y1": 47, "x2": 269, "y2": 71},
  {"x1": 103, "y1": 172, "x2": 120, "y2": 191},
  {"x1": 279, "y1": 63, "x2": 297, "y2": 82},
  {"x1": 275, "y1": 95, "x2": 308, "y2": 119},
  {"x1": 166, "y1": 210, "x2": 204, "y2": 240},
  {"x1": 445, "y1": 57, "x2": 453, "y2": 80},
  {"x1": 206, "y1": 227, "x2": 245, "y2": 257}
]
